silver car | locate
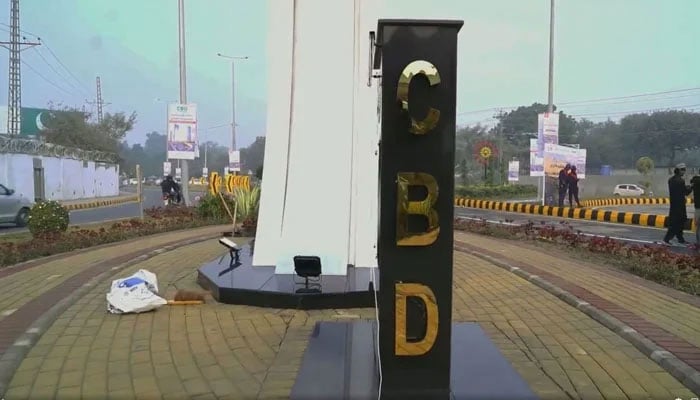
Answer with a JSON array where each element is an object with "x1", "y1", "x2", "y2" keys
[{"x1": 0, "y1": 184, "x2": 32, "y2": 227}]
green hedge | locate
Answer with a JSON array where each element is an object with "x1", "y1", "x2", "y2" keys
[{"x1": 455, "y1": 184, "x2": 537, "y2": 199}]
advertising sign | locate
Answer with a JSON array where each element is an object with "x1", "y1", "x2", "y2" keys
[
  {"x1": 163, "y1": 162, "x2": 172, "y2": 176},
  {"x1": 175, "y1": 167, "x2": 182, "y2": 180},
  {"x1": 537, "y1": 112, "x2": 559, "y2": 157},
  {"x1": 167, "y1": 103, "x2": 198, "y2": 160},
  {"x1": 228, "y1": 150, "x2": 241, "y2": 172},
  {"x1": 529, "y1": 138, "x2": 543, "y2": 177},
  {"x1": 202, "y1": 167, "x2": 209, "y2": 178},
  {"x1": 508, "y1": 160, "x2": 520, "y2": 182},
  {"x1": 543, "y1": 144, "x2": 587, "y2": 205}
]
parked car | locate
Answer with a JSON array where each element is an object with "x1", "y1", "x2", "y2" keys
[
  {"x1": 612, "y1": 184, "x2": 651, "y2": 197},
  {"x1": 0, "y1": 184, "x2": 33, "y2": 226}
]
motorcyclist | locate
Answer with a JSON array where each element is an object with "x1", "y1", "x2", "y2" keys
[{"x1": 160, "y1": 175, "x2": 182, "y2": 204}]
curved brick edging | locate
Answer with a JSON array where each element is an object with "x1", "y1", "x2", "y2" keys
[
  {"x1": 0, "y1": 233, "x2": 222, "y2": 398},
  {"x1": 60, "y1": 195, "x2": 139, "y2": 211},
  {"x1": 454, "y1": 197, "x2": 695, "y2": 232},
  {"x1": 581, "y1": 196, "x2": 694, "y2": 208},
  {"x1": 454, "y1": 241, "x2": 700, "y2": 395}
]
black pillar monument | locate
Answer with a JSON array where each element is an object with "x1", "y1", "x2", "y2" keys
[{"x1": 376, "y1": 19, "x2": 462, "y2": 400}]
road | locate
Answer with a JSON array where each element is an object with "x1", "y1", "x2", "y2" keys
[
  {"x1": 594, "y1": 204, "x2": 695, "y2": 216},
  {"x1": 0, "y1": 187, "x2": 205, "y2": 236}
]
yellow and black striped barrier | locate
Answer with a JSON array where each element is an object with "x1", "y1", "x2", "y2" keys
[
  {"x1": 61, "y1": 195, "x2": 140, "y2": 211},
  {"x1": 454, "y1": 197, "x2": 695, "y2": 232},
  {"x1": 225, "y1": 174, "x2": 251, "y2": 193},
  {"x1": 208, "y1": 172, "x2": 223, "y2": 195},
  {"x1": 581, "y1": 196, "x2": 693, "y2": 208}
]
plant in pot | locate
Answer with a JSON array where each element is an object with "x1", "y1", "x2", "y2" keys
[{"x1": 233, "y1": 185, "x2": 260, "y2": 237}]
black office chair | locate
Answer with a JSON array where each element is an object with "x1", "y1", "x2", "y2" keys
[{"x1": 293, "y1": 255, "x2": 322, "y2": 289}]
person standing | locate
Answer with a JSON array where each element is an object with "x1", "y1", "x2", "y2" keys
[
  {"x1": 558, "y1": 164, "x2": 571, "y2": 207},
  {"x1": 691, "y1": 172, "x2": 700, "y2": 247},
  {"x1": 663, "y1": 163, "x2": 692, "y2": 245},
  {"x1": 568, "y1": 165, "x2": 582, "y2": 208}
]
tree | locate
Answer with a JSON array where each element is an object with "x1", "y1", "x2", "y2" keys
[
  {"x1": 42, "y1": 106, "x2": 137, "y2": 153},
  {"x1": 635, "y1": 156, "x2": 655, "y2": 175},
  {"x1": 494, "y1": 103, "x2": 578, "y2": 146},
  {"x1": 621, "y1": 111, "x2": 700, "y2": 166},
  {"x1": 240, "y1": 136, "x2": 266, "y2": 173}
]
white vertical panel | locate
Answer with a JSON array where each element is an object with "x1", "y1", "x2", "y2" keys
[
  {"x1": 253, "y1": 0, "x2": 295, "y2": 267},
  {"x1": 274, "y1": 0, "x2": 356, "y2": 275}
]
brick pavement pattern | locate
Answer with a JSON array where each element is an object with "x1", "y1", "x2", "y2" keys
[
  {"x1": 0, "y1": 226, "x2": 228, "y2": 325},
  {"x1": 1, "y1": 234, "x2": 697, "y2": 399},
  {"x1": 456, "y1": 231, "x2": 700, "y2": 370}
]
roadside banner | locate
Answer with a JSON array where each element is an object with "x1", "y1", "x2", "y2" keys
[
  {"x1": 529, "y1": 138, "x2": 543, "y2": 177},
  {"x1": 537, "y1": 112, "x2": 559, "y2": 157},
  {"x1": 508, "y1": 161, "x2": 519, "y2": 182},
  {"x1": 543, "y1": 144, "x2": 587, "y2": 205},
  {"x1": 167, "y1": 103, "x2": 198, "y2": 160},
  {"x1": 229, "y1": 150, "x2": 241, "y2": 172},
  {"x1": 163, "y1": 162, "x2": 172, "y2": 176}
]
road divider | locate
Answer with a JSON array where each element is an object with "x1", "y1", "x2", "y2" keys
[
  {"x1": 60, "y1": 195, "x2": 140, "y2": 211},
  {"x1": 581, "y1": 196, "x2": 693, "y2": 208},
  {"x1": 454, "y1": 197, "x2": 695, "y2": 232}
]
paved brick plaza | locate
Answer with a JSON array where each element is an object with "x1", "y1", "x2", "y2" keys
[{"x1": 0, "y1": 227, "x2": 697, "y2": 399}]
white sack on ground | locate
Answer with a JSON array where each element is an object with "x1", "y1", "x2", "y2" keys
[{"x1": 106, "y1": 269, "x2": 167, "y2": 314}]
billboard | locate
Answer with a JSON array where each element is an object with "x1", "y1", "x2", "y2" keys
[
  {"x1": 537, "y1": 112, "x2": 559, "y2": 157},
  {"x1": 529, "y1": 138, "x2": 543, "y2": 177},
  {"x1": 167, "y1": 103, "x2": 198, "y2": 160},
  {"x1": 228, "y1": 150, "x2": 241, "y2": 172},
  {"x1": 543, "y1": 144, "x2": 587, "y2": 205},
  {"x1": 508, "y1": 160, "x2": 519, "y2": 182}
]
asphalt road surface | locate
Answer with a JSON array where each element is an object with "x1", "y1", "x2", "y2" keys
[{"x1": 0, "y1": 187, "x2": 204, "y2": 236}]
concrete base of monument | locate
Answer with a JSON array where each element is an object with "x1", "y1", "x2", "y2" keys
[
  {"x1": 290, "y1": 321, "x2": 538, "y2": 400},
  {"x1": 197, "y1": 243, "x2": 377, "y2": 310}
]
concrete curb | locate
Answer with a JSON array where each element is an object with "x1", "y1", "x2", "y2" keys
[
  {"x1": 457, "y1": 246, "x2": 700, "y2": 395},
  {"x1": 61, "y1": 195, "x2": 140, "y2": 211},
  {"x1": 581, "y1": 196, "x2": 694, "y2": 208},
  {"x1": 0, "y1": 233, "x2": 221, "y2": 398},
  {"x1": 454, "y1": 197, "x2": 695, "y2": 232}
]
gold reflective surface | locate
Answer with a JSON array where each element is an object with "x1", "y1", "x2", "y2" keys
[
  {"x1": 394, "y1": 283, "x2": 439, "y2": 356},
  {"x1": 396, "y1": 172, "x2": 440, "y2": 246},
  {"x1": 396, "y1": 60, "x2": 441, "y2": 135}
]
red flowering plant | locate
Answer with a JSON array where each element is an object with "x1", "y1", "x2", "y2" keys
[{"x1": 454, "y1": 218, "x2": 700, "y2": 295}]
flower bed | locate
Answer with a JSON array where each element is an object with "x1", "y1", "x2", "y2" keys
[
  {"x1": 454, "y1": 218, "x2": 700, "y2": 296},
  {"x1": 0, "y1": 207, "x2": 226, "y2": 268}
]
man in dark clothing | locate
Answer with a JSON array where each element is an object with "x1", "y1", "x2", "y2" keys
[
  {"x1": 160, "y1": 175, "x2": 182, "y2": 204},
  {"x1": 663, "y1": 164, "x2": 692, "y2": 245},
  {"x1": 558, "y1": 164, "x2": 571, "y2": 207},
  {"x1": 567, "y1": 165, "x2": 582, "y2": 208},
  {"x1": 691, "y1": 173, "x2": 700, "y2": 246}
]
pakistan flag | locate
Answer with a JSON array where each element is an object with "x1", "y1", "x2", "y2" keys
[{"x1": 20, "y1": 108, "x2": 55, "y2": 136}]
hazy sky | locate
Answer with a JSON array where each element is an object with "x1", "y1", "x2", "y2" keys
[{"x1": 1, "y1": 0, "x2": 699, "y2": 147}]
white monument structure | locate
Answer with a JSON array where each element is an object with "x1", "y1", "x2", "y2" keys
[{"x1": 254, "y1": 0, "x2": 382, "y2": 275}]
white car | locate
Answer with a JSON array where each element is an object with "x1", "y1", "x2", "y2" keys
[
  {"x1": 0, "y1": 184, "x2": 33, "y2": 226},
  {"x1": 613, "y1": 184, "x2": 650, "y2": 197}
]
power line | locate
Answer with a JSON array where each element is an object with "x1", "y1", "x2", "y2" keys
[
  {"x1": 31, "y1": 47, "x2": 89, "y2": 95},
  {"x1": 569, "y1": 103, "x2": 700, "y2": 118},
  {"x1": 457, "y1": 86, "x2": 700, "y2": 116},
  {"x1": 21, "y1": 59, "x2": 76, "y2": 96},
  {"x1": 43, "y1": 43, "x2": 91, "y2": 94}
]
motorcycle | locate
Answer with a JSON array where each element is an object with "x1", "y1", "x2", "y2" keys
[{"x1": 163, "y1": 190, "x2": 179, "y2": 206}]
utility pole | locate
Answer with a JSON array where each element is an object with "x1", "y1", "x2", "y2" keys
[
  {"x1": 86, "y1": 76, "x2": 110, "y2": 123},
  {"x1": 547, "y1": 0, "x2": 555, "y2": 113},
  {"x1": 178, "y1": 0, "x2": 190, "y2": 205},
  {"x1": 216, "y1": 53, "x2": 248, "y2": 154},
  {"x1": 0, "y1": 0, "x2": 40, "y2": 136}
]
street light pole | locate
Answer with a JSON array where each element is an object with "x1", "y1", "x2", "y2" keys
[
  {"x1": 547, "y1": 0, "x2": 555, "y2": 113},
  {"x1": 216, "y1": 53, "x2": 248, "y2": 155},
  {"x1": 177, "y1": 0, "x2": 190, "y2": 205}
]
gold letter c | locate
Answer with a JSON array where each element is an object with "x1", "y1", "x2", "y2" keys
[{"x1": 396, "y1": 60, "x2": 441, "y2": 135}]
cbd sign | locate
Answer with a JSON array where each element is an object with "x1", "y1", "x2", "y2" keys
[
  {"x1": 376, "y1": 20, "x2": 463, "y2": 399},
  {"x1": 176, "y1": 105, "x2": 188, "y2": 112}
]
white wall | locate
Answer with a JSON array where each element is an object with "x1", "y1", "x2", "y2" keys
[
  {"x1": 0, "y1": 153, "x2": 119, "y2": 201},
  {"x1": 254, "y1": 0, "x2": 381, "y2": 275}
]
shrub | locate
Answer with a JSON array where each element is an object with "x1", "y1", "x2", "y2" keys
[
  {"x1": 454, "y1": 218, "x2": 700, "y2": 295},
  {"x1": 196, "y1": 194, "x2": 236, "y2": 220},
  {"x1": 28, "y1": 200, "x2": 70, "y2": 238},
  {"x1": 455, "y1": 184, "x2": 537, "y2": 199},
  {"x1": 1, "y1": 206, "x2": 227, "y2": 268}
]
